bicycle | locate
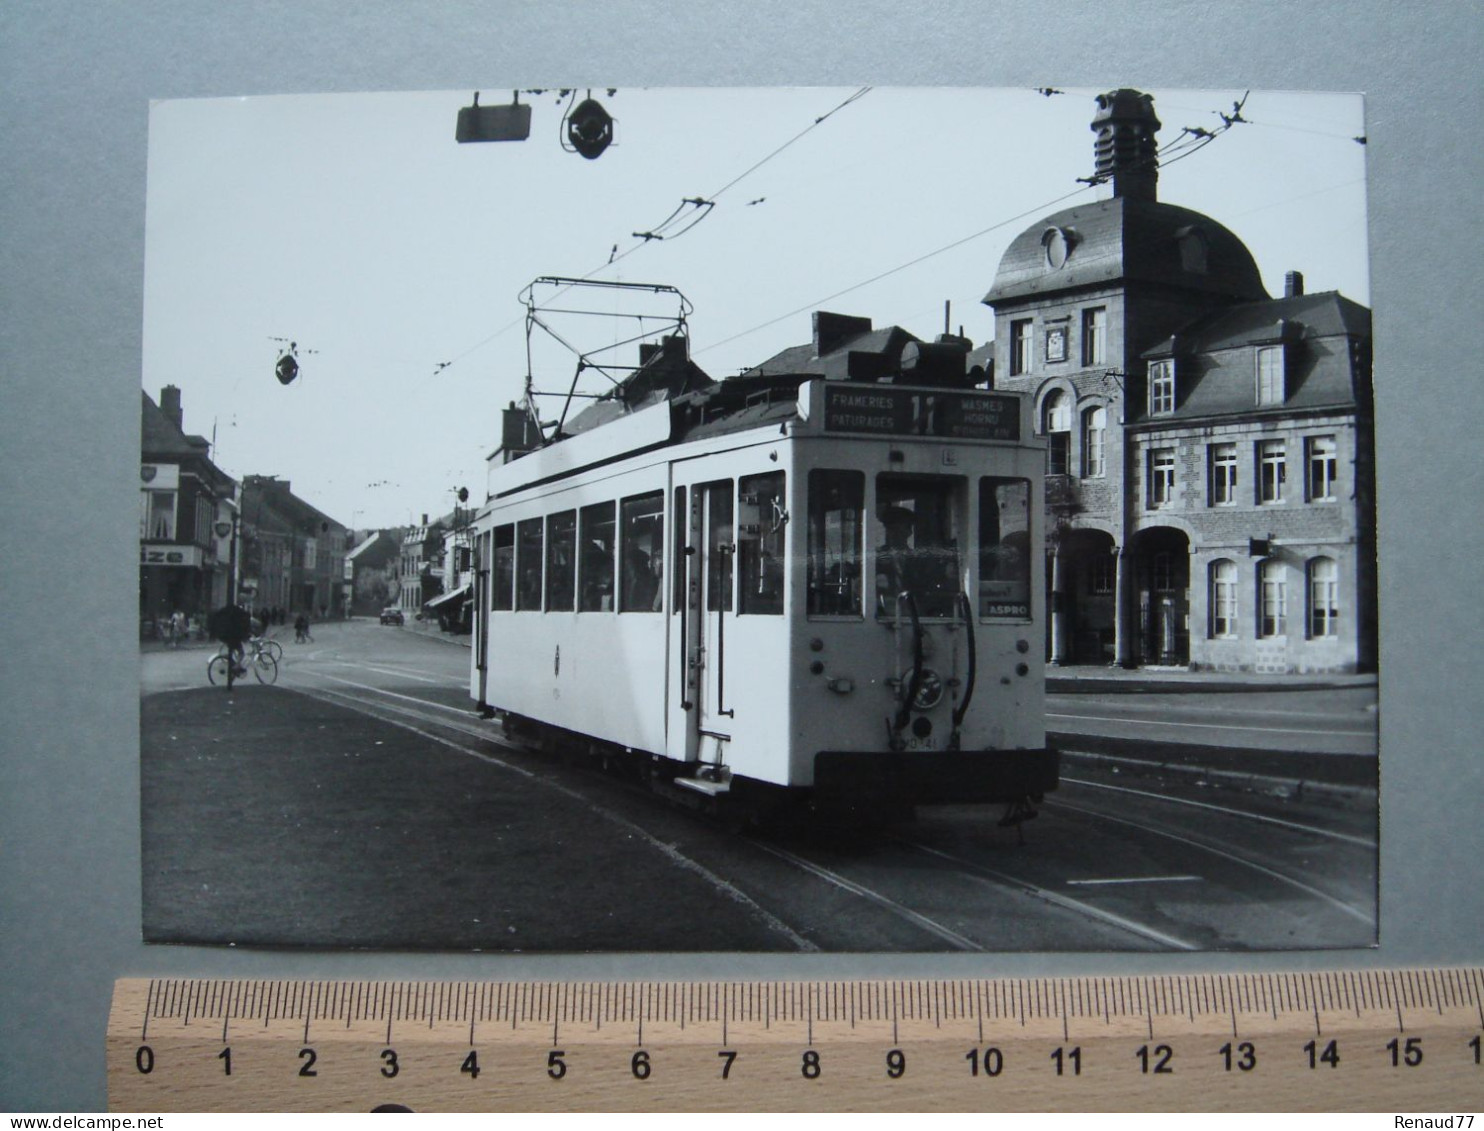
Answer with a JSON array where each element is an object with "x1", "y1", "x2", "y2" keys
[
  {"x1": 250, "y1": 634, "x2": 284, "y2": 663},
  {"x1": 207, "y1": 638, "x2": 279, "y2": 687}
]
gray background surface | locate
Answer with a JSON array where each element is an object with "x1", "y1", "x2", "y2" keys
[{"x1": 2, "y1": 0, "x2": 1479, "y2": 1112}]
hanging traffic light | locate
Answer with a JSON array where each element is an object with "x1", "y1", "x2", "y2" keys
[{"x1": 565, "y1": 97, "x2": 614, "y2": 159}]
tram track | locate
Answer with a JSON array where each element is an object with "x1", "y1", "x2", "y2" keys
[
  {"x1": 289, "y1": 668, "x2": 1095, "y2": 952},
  {"x1": 1045, "y1": 792, "x2": 1375, "y2": 927},
  {"x1": 290, "y1": 674, "x2": 823, "y2": 952},
  {"x1": 285, "y1": 660, "x2": 1371, "y2": 951}
]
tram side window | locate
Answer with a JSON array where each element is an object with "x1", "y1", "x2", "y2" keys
[
  {"x1": 516, "y1": 518, "x2": 543, "y2": 611},
  {"x1": 738, "y1": 472, "x2": 786, "y2": 615},
  {"x1": 979, "y1": 477, "x2": 1031, "y2": 619},
  {"x1": 619, "y1": 491, "x2": 664, "y2": 612},
  {"x1": 875, "y1": 475, "x2": 962, "y2": 618},
  {"x1": 545, "y1": 510, "x2": 576, "y2": 612},
  {"x1": 807, "y1": 470, "x2": 863, "y2": 616},
  {"x1": 577, "y1": 501, "x2": 616, "y2": 612},
  {"x1": 492, "y1": 524, "x2": 515, "y2": 611}
]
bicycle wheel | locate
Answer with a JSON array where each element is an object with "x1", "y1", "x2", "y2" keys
[
  {"x1": 207, "y1": 654, "x2": 230, "y2": 686},
  {"x1": 263, "y1": 639, "x2": 284, "y2": 662},
  {"x1": 252, "y1": 652, "x2": 279, "y2": 685}
]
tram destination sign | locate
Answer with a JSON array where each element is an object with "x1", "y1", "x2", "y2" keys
[{"x1": 821, "y1": 385, "x2": 1020, "y2": 441}]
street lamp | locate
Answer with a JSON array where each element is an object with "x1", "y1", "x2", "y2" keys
[{"x1": 214, "y1": 507, "x2": 240, "y2": 607}]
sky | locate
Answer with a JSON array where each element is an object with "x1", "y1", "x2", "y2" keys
[{"x1": 142, "y1": 86, "x2": 1369, "y2": 529}]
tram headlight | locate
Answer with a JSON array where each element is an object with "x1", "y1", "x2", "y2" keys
[{"x1": 911, "y1": 668, "x2": 945, "y2": 711}]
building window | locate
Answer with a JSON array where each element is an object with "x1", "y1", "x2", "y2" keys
[
  {"x1": 1081, "y1": 406, "x2": 1106, "y2": 478},
  {"x1": 1010, "y1": 319, "x2": 1033, "y2": 376},
  {"x1": 1210, "y1": 559, "x2": 1237, "y2": 638},
  {"x1": 1152, "y1": 551, "x2": 1178, "y2": 593},
  {"x1": 1148, "y1": 359, "x2": 1175, "y2": 415},
  {"x1": 1082, "y1": 307, "x2": 1107, "y2": 366},
  {"x1": 1257, "y1": 346, "x2": 1285, "y2": 405},
  {"x1": 145, "y1": 491, "x2": 177, "y2": 540},
  {"x1": 1089, "y1": 553, "x2": 1114, "y2": 595},
  {"x1": 1043, "y1": 390, "x2": 1070, "y2": 474},
  {"x1": 1258, "y1": 559, "x2": 1287, "y2": 637},
  {"x1": 1209, "y1": 443, "x2": 1238, "y2": 506},
  {"x1": 1148, "y1": 448, "x2": 1176, "y2": 508},
  {"x1": 1307, "y1": 435, "x2": 1338, "y2": 501},
  {"x1": 1258, "y1": 440, "x2": 1287, "y2": 504},
  {"x1": 1308, "y1": 557, "x2": 1339, "y2": 638}
]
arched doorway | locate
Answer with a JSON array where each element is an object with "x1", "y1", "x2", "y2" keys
[
  {"x1": 1047, "y1": 528, "x2": 1117, "y2": 665},
  {"x1": 1131, "y1": 526, "x2": 1190, "y2": 666}
]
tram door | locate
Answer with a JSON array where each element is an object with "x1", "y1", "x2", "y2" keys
[
  {"x1": 472, "y1": 531, "x2": 490, "y2": 709},
  {"x1": 680, "y1": 479, "x2": 735, "y2": 762}
]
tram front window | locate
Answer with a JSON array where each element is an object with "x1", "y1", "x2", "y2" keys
[
  {"x1": 979, "y1": 477, "x2": 1031, "y2": 619},
  {"x1": 807, "y1": 470, "x2": 863, "y2": 616},
  {"x1": 875, "y1": 476, "x2": 962, "y2": 618}
]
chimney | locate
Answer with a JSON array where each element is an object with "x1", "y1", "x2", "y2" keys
[
  {"x1": 160, "y1": 385, "x2": 184, "y2": 431},
  {"x1": 1091, "y1": 89, "x2": 1161, "y2": 202},
  {"x1": 1285, "y1": 270, "x2": 1305, "y2": 298},
  {"x1": 813, "y1": 311, "x2": 873, "y2": 357}
]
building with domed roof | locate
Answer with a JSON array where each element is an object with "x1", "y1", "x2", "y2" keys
[{"x1": 983, "y1": 89, "x2": 1375, "y2": 674}]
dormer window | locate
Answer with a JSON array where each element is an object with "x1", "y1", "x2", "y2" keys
[
  {"x1": 1176, "y1": 225, "x2": 1209, "y2": 274},
  {"x1": 1256, "y1": 345, "x2": 1285, "y2": 405},
  {"x1": 1148, "y1": 358, "x2": 1176, "y2": 415}
]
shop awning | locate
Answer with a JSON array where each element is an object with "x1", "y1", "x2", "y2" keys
[{"x1": 425, "y1": 584, "x2": 471, "y2": 610}]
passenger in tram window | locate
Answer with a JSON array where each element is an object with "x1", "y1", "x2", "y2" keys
[
  {"x1": 580, "y1": 538, "x2": 614, "y2": 611},
  {"x1": 623, "y1": 545, "x2": 660, "y2": 611},
  {"x1": 876, "y1": 505, "x2": 958, "y2": 616}
]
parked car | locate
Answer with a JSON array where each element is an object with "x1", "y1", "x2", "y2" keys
[{"x1": 379, "y1": 606, "x2": 405, "y2": 626}]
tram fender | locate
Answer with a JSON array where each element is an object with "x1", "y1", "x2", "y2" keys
[{"x1": 812, "y1": 745, "x2": 1059, "y2": 805}]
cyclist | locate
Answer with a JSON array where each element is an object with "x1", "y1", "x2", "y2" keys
[{"x1": 209, "y1": 600, "x2": 253, "y2": 677}]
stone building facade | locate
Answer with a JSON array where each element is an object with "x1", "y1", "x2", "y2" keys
[
  {"x1": 139, "y1": 386, "x2": 237, "y2": 630},
  {"x1": 238, "y1": 475, "x2": 349, "y2": 617},
  {"x1": 984, "y1": 89, "x2": 1375, "y2": 673}
]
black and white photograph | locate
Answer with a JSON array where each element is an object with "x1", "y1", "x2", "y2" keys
[{"x1": 136, "y1": 85, "x2": 1377, "y2": 954}]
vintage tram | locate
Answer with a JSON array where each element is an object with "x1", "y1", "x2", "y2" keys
[{"x1": 468, "y1": 337, "x2": 1056, "y2": 819}]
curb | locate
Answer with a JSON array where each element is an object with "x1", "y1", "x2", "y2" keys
[
  {"x1": 1058, "y1": 748, "x2": 1376, "y2": 808},
  {"x1": 1048, "y1": 675, "x2": 1377, "y2": 695}
]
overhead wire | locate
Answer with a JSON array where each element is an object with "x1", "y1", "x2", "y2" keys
[
  {"x1": 429, "y1": 88, "x2": 873, "y2": 382},
  {"x1": 698, "y1": 90, "x2": 1256, "y2": 362},
  {"x1": 590, "y1": 86, "x2": 873, "y2": 278}
]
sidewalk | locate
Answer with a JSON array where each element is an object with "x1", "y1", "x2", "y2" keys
[
  {"x1": 402, "y1": 614, "x2": 473, "y2": 647},
  {"x1": 1048, "y1": 663, "x2": 1377, "y2": 695},
  {"x1": 138, "y1": 618, "x2": 331, "y2": 652}
]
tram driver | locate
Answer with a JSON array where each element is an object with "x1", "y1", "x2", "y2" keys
[{"x1": 876, "y1": 504, "x2": 958, "y2": 617}]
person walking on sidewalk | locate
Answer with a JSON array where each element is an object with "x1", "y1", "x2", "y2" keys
[{"x1": 294, "y1": 612, "x2": 313, "y2": 643}]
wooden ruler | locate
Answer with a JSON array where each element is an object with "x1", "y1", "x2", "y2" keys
[{"x1": 109, "y1": 971, "x2": 1484, "y2": 1112}]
